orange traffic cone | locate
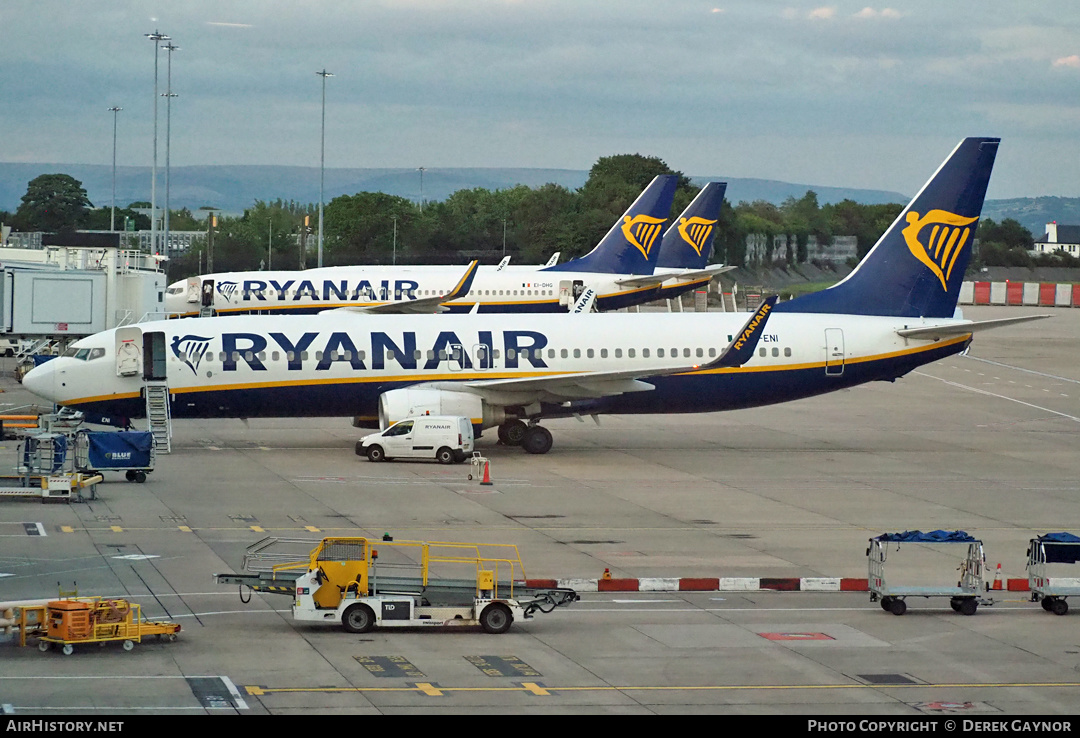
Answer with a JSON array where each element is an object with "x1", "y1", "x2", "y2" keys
[
  {"x1": 991, "y1": 563, "x2": 1003, "y2": 591},
  {"x1": 480, "y1": 460, "x2": 493, "y2": 486},
  {"x1": 602, "y1": 568, "x2": 612, "y2": 581}
]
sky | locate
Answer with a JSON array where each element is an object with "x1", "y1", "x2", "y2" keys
[{"x1": 2, "y1": 0, "x2": 1079, "y2": 199}]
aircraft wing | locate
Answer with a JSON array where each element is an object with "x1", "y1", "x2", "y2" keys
[
  {"x1": 319, "y1": 261, "x2": 479, "y2": 315},
  {"x1": 434, "y1": 296, "x2": 778, "y2": 404},
  {"x1": 896, "y1": 314, "x2": 1050, "y2": 340}
]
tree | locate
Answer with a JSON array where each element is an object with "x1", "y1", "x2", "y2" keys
[
  {"x1": 84, "y1": 207, "x2": 150, "y2": 231},
  {"x1": 14, "y1": 174, "x2": 93, "y2": 232}
]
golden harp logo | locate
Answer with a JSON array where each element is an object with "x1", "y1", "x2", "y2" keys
[
  {"x1": 676, "y1": 216, "x2": 718, "y2": 256},
  {"x1": 901, "y1": 209, "x2": 978, "y2": 290},
  {"x1": 621, "y1": 214, "x2": 667, "y2": 259}
]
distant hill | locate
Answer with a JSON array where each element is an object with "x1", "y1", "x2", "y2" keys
[
  {"x1": 0, "y1": 162, "x2": 905, "y2": 215},
  {"x1": 978, "y1": 197, "x2": 1080, "y2": 239},
  {"x1": 3, "y1": 163, "x2": 1075, "y2": 235}
]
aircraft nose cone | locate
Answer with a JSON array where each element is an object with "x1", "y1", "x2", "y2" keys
[{"x1": 21, "y1": 360, "x2": 56, "y2": 403}]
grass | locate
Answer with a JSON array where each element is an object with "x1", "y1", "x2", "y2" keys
[{"x1": 773, "y1": 281, "x2": 838, "y2": 299}]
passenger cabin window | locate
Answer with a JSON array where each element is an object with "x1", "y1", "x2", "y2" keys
[
  {"x1": 759, "y1": 348, "x2": 766, "y2": 357},
  {"x1": 784, "y1": 347, "x2": 792, "y2": 357}
]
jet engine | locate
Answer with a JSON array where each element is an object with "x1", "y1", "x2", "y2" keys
[{"x1": 374, "y1": 387, "x2": 507, "y2": 430}]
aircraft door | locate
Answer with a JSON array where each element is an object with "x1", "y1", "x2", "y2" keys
[
  {"x1": 447, "y1": 343, "x2": 466, "y2": 372},
  {"x1": 201, "y1": 279, "x2": 215, "y2": 308},
  {"x1": 143, "y1": 331, "x2": 168, "y2": 381},
  {"x1": 186, "y1": 277, "x2": 201, "y2": 304},
  {"x1": 472, "y1": 343, "x2": 491, "y2": 371},
  {"x1": 558, "y1": 280, "x2": 572, "y2": 306},
  {"x1": 115, "y1": 326, "x2": 143, "y2": 377},
  {"x1": 824, "y1": 328, "x2": 844, "y2": 376}
]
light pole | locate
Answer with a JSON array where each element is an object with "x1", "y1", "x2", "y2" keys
[
  {"x1": 316, "y1": 69, "x2": 333, "y2": 268},
  {"x1": 418, "y1": 167, "x2": 426, "y2": 213},
  {"x1": 268, "y1": 218, "x2": 273, "y2": 271},
  {"x1": 162, "y1": 42, "x2": 178, "y2": 264},
  {"x1": 502, "y1": 218, "x2": 507, "y2": 256},
  {"x1": 108, "y1": 106, "x2": 122, "y2": 232},
  {"x1": 145, "y1": 29, "x2": 169, "y2": 254},
  {"x1": 392, "y1": 215, "x2": 398, "y2": 265}
]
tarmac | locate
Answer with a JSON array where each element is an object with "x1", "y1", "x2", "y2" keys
[{"x1": 0, "y1": 304, "x2": 1078, "y2": 715}]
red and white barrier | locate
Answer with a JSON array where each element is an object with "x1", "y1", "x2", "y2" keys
[
  {"x1": 962, "y1": 281, "x2": 1079, "y2": 307},
  {"x1": 528, "y1": 576, "x2": 1035, "y2": 592}
]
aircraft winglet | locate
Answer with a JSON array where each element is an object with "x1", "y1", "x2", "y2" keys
[
  {"x1": 708, "y1": 295, "x2": 779, "y2": 369},
  {"x1": 441, "y1": 260, "x2": 480, "y2": 303},
  {"x1": 570, "y1": 286, "x2": 597, "y2": 314}
]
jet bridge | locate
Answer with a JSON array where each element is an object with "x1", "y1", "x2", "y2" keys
[{"x1": 0, "y1": 246, "x2": 166, "y2": 339}]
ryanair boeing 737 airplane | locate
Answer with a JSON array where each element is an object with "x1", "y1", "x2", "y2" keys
[
  {"x1": 24, "y1": 138, "x2": 1047, "y2": 455},
  {"x1": 165, "y1": 174, "x2": 731, "y2": 317}
]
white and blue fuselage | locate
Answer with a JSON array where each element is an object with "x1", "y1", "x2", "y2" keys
[{"x1": 23, "y1": 311, "x2": 970, "y2": 424}]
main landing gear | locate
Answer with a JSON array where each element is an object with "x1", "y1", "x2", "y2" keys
[{"x1": 497, "y1": 420, "x2": 553, "y2": 455}]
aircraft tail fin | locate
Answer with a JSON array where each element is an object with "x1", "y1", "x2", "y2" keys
[
  {"x1": 778, "y1": 137, "x2": 999, "y2": 318},
  {"x1": 545, "y1": 175, "x2": 677, "y2": 276},
  {"x1": 657, "y1": 182, "x2": 727, "y2": 269}
]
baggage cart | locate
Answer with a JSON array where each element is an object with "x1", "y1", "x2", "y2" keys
[
  {"x1": 1027, "y1": 532, "x2": 1080, "y2": 615},
  {"x1": 868, "y1": 530, "x2": 990, "y2": 616},
  {"x1": 74, "y1": 430, "x2": 154, "y2": 483},
  {"x1": 37, "y1": 597, "x2": 180, "y2": 655}
]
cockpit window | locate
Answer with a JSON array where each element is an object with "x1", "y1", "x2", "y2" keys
[
  {"x1": 62, "y1": 347, "x2": 104, "y2": 361},
  {"x1": 167, "y1": 287, "x2": 184, "y2": 294}
]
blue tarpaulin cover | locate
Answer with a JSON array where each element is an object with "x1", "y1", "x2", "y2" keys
[
  {"x1": 82, "y1": 431, "x2": 153, "y2": 470},
  {"x1": 874, "y1": 530, "x2": 978, "y2": 543},
  {"x1": 1037, "y1": 533, "x2": 1080, "y2": 564}
]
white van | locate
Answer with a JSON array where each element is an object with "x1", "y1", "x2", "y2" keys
[{"x1": 356, "y1": 415, "x2": 474, "y2": 464}]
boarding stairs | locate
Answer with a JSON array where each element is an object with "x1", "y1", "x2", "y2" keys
[
  {"x1": 16, "y1": 338, "x2": 54, "y2": 360},
  {"x1": 144, "y1": 381, "x2": 171, "y2": 453}
]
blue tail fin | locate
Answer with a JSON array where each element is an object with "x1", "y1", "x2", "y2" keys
[
  {"x1": 656, "y1": 182, "x2": 727, "y2": 269},
  {"x1": 778, "y1": 137, "x2": 999, "y2": 318},
  {"x1": 545, "y1": 174, "x2": 678, "y2": 275}
]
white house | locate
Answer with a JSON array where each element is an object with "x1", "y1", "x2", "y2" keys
[{"x1": 1032, "y1": 222, "x2": 1080, "y2": 257}]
